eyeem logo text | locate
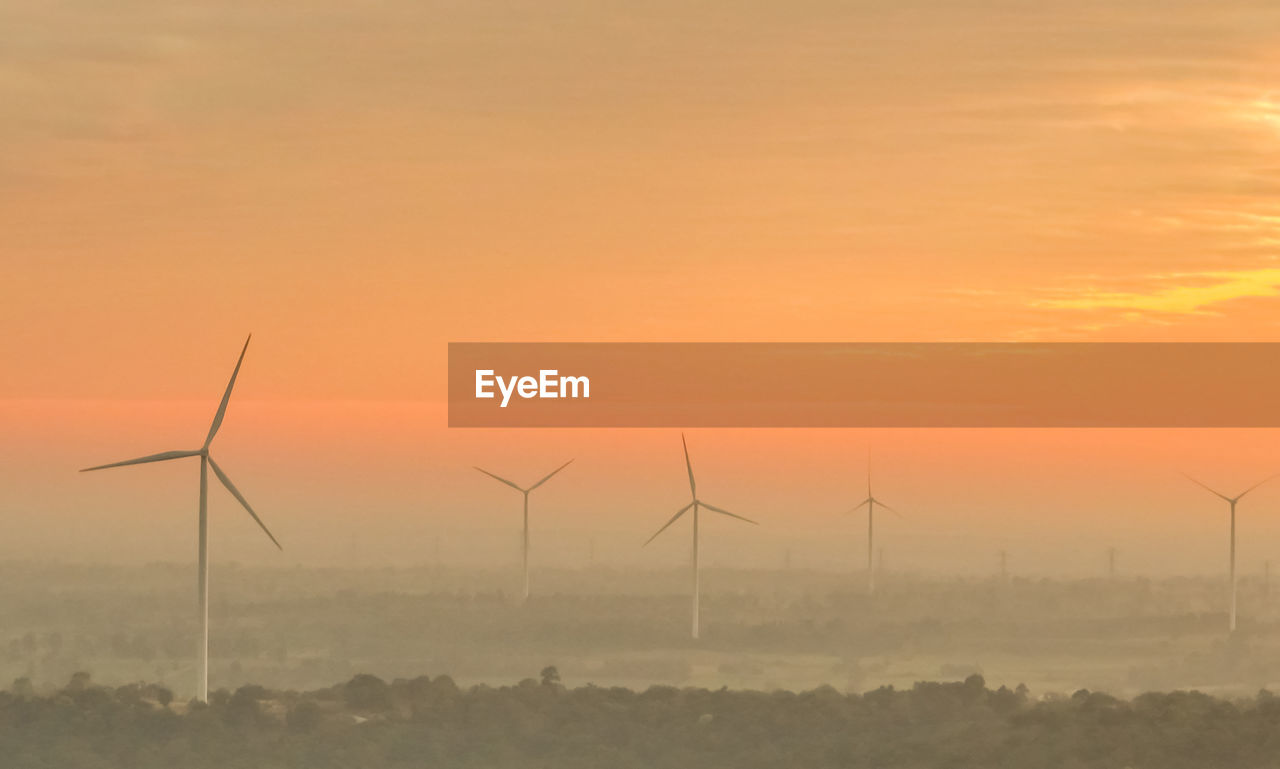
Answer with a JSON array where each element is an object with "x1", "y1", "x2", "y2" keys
[{"x1": 475, "y1": 369, "x2": 591, "y2": 408}]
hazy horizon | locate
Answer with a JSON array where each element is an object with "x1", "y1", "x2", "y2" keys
[{"x1": 3, "y1": 394, "x2": 1278, "y2": 577}]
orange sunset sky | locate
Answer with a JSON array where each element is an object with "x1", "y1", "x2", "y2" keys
[{"x1": 4, "y1": 0, "x2": 1280, "y2": 575}]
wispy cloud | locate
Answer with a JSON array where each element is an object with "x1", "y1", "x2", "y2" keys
[{"x1": 1035, "y1": 268, "x2": 1280, "y2": 315}]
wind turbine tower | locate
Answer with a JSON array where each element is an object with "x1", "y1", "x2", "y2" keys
[
  {"x1": 81, "y1": 335, "x2": 282, "y2": 702},
  {"x1": 1183, "y1": 471, "x2": 1278, "y2": 633},
  {"x1": 644, "y1": 434, "x2": 757, "y2": 639},
  {"x1": 846, "y1": 451, "x2": 904, "y2": 595},
  {"x1": 474, "y1": 459, "x2": 573, "y2": 600}
]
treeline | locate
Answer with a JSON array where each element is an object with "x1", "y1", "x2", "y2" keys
[{"x1": 4, "y1": 671, "x2": 1280, "y2": 768}]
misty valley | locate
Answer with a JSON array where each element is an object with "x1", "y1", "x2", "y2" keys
[{"x1": 4, "y1": 561, "x2": 1279, "y2": 699}]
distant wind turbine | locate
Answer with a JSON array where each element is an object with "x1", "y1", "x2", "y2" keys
[
  {"x1": 644, "y1": 434, "x2": 757, "y2": 640},
  {"x1": 81, "y1": 335, "x2": 281, "y2": 702},
  {"x1": 1183, "y1": 471, "x2": 1279, "y2": 633},
  {"x1": 846, "y1": 451, "x2": 903, "y2": 595},
  {"x1": 474, "y1": 459, "x2": 573, "y2": 600}
]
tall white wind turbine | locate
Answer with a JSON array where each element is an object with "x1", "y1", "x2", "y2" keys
[
  {"x1": 474, "y1": 459, "x2": 573, "y2": 601},
  {"x1": 81, "y1": 335, "x2": 282, "y2": 702},
  {"x1": 644, "y1": 434, "x2": 757, "y2": 640},
  {"x1": 1183, "y1": 471, "x2": 1279, "y2": 633},
  {"x1": 846, "y1": 451, "x2": 903, "y2": 595}
]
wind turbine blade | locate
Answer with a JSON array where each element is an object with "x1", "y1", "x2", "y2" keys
[
  {"x1": 80, "y1": 449, "x2": 201, "y2": 472},
  {"x1": 204, "y1": 335, "x2": 251, "y2": 448},
  {"x1": 1181, "y1": 472, "x2": 1231, "y2": 502},
  {"x1": 1237, "y1": 471, "x2": 1280, "y2": 501},
  {"x1": 207, "y1": 456, "x2": 282, "y2": 550},
  {"x1": 846, "y1": 498, "x2": 872, "y2": 514},
  {"x1": 527, "y1": 459, "x2": 574, "y2": 491},
  {"x1": 867, "y1": 447, "x2": 872, "y2": 497},
  {"x1": 474, "y1": 466, "x2": 524, "y2": 492},
  {"x1": 681, "y1": 433, "x2": 696, "y2": 497},
  {"x1": 643, "y1": 502, "x2": 694, "y2": 546},
  {"x1": 698, "y1": 501, "x2": 758, "y2": 525},
  {"x1": 875, "y1": 499, "x2": 906, "y2": 519}
]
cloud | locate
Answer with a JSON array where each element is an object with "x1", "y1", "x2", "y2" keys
[{"x1": 1035, "y1": 268, "x2": 1280, "y2": 315}]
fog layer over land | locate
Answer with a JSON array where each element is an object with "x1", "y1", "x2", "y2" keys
[{"x1": 5, "y1": 562, "x2": 1280, "y2": 701}]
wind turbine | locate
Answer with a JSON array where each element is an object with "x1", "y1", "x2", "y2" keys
[
  {"x1": 846, "y1": 451, "x2": 903, "y2": 595},
  {"x1": 473, "y1": 459, "x2": 573, "y2": 601},
  {"x1": 81, "y1": 335, "x2": 281, "y2": 702},
  {"x1": 644, "y1": 434, "x2": 757, "y2": 640},
  {"x1": 1183, "y1": 471, "x2": 1279, "y2": 633}
]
